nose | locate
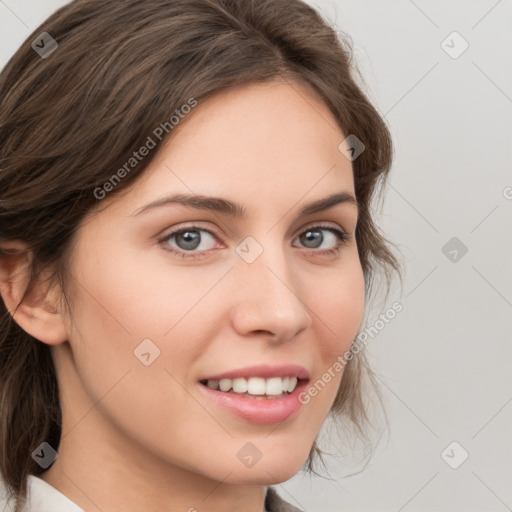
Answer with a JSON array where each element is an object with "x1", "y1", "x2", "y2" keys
[{"x1": 229, "y1": 242, "x2": 312, "y2": 344}]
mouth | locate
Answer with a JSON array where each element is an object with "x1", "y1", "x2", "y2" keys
[
  {"x1": 199, "y1": 375, "x2": 306, "y2": 399},
  {"x1": 197, "y1": 374, "x2": 310, "y2": 424},
  {"x1": 196, "y1": 364, "x2": 311, "y2": 423},
  {"x1": 197, "y1": 363, "x2": 310, "y2": 399}
]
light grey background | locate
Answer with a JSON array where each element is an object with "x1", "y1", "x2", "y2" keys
[{"x1": 1, "y1": 1, "x2": 511, "y2": 511}]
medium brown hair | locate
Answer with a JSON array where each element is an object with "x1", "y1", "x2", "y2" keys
[{"x1": 0, "y1": 0, "x2": 401, "y2": 507}]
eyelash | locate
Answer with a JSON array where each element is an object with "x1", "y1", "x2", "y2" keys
[{"x1": 157, "y1": 223, "x2": 349, "y2": 260}]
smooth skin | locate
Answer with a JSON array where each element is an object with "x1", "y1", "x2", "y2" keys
[{"x1": 0, "y1": 78, "x2": 365, "y2": 512}]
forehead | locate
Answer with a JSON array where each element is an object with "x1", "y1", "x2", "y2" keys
[
  {"x1": 171, "y1": 78, "x2": 345, "y2": 161},
  {"x1": 97, "y1": 78, "x2": 354, "y2": 220}
]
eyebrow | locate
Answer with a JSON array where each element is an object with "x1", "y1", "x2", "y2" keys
[{"x1": 131, "y1": 191, "x2": 358, "y2": 218}]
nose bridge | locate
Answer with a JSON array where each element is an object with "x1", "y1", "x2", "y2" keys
[{"x1": 230, "y1": 233, "x2": 312, "y2": 340}]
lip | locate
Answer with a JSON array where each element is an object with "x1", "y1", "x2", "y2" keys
[
  {"x1": 197, "y1": 377, "x2": 309, "y2": 424},
  {"x1": 198, "y1": 364, "x2": 310, "y2": 381}
]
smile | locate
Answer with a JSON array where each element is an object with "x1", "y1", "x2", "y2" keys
[{"x1": 200, "y1": 376, "x2": 299, "y2": 397}]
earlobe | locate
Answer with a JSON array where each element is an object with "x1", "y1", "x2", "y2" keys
[{"x1": 0, "y1": 239, "x2": 69, "y2": 346}]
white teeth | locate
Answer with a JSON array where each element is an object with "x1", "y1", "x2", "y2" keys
[
  {"x1": 247, "y1": 377, "x2": 266, "y2": 395},
  {"x1": 204, "y1": 376, "x2": 299, "y2": 395},
  {"x1": 265, "y1": 377, "x2": 283, "y2": 395},
  {"x1": 232, "y1": 378, "x2": 248, "y2": 393},
  {"x1": 219, "y1": 378, "x2": 232, "y2": 392},
  {"x1": 287, "y1": 377, "x2": 297, "y2": 393}
]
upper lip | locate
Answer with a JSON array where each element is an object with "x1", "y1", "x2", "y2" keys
[{"x1": 199, "y1": 364, "x2": 310, "y2": 382}]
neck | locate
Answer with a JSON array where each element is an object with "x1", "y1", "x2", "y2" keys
[{"x1": 40, "y1": 430, "x2": 268, "y2": 512}]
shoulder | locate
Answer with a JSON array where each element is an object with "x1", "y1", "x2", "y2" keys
[{"x1": 265, "y1": 486, "x2": 304, "y2": 512}]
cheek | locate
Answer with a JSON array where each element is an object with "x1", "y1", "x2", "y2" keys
[
  {"x1": 303, "y1": 258, "x2": 365, "y2": 411},
  {"x1": 313, "y1": 258, "x2": 366, "y2": 356},
  {"x1": 62, "y1": 253, "x2": 215, "y2": 452},
  {"x1": 66, "y1": 249, "x2": 229, "y2": 390}
]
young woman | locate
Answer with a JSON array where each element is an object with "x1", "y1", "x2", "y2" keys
[{"x1": 0, "y1": 0, "x2": 401, "y2": 510}]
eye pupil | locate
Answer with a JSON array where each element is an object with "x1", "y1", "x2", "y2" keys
[
  {"x1": 177, "y1": 230, "x2": 200, "y2": 250},
  {"x1": 301, "y1": 229, "x2": 322, "y2": 248}
]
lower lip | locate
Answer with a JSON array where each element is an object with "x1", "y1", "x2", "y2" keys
[{"x1": 198, "y1": 379, "x2": 309, "y2": 424}]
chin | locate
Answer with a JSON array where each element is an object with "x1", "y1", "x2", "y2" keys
[
  {"x1": 221, "y1": 466, "x2": 302, "y2": 486},
  {"x1": 215, "y1": 447, "x2": 311, "y2": 485}
]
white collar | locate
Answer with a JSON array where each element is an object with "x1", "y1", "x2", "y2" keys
[{"x1": 20, "y1": 475, "x2": 84, "y2": 512}]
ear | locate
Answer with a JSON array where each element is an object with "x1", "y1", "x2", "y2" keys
[{"x1": 0, "y1": 239, "x2": 68, "y2": 346}]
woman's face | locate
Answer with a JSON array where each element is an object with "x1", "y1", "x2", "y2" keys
[{"x1": 55, "y1": 78, "x2": 365, "y2": 485}]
